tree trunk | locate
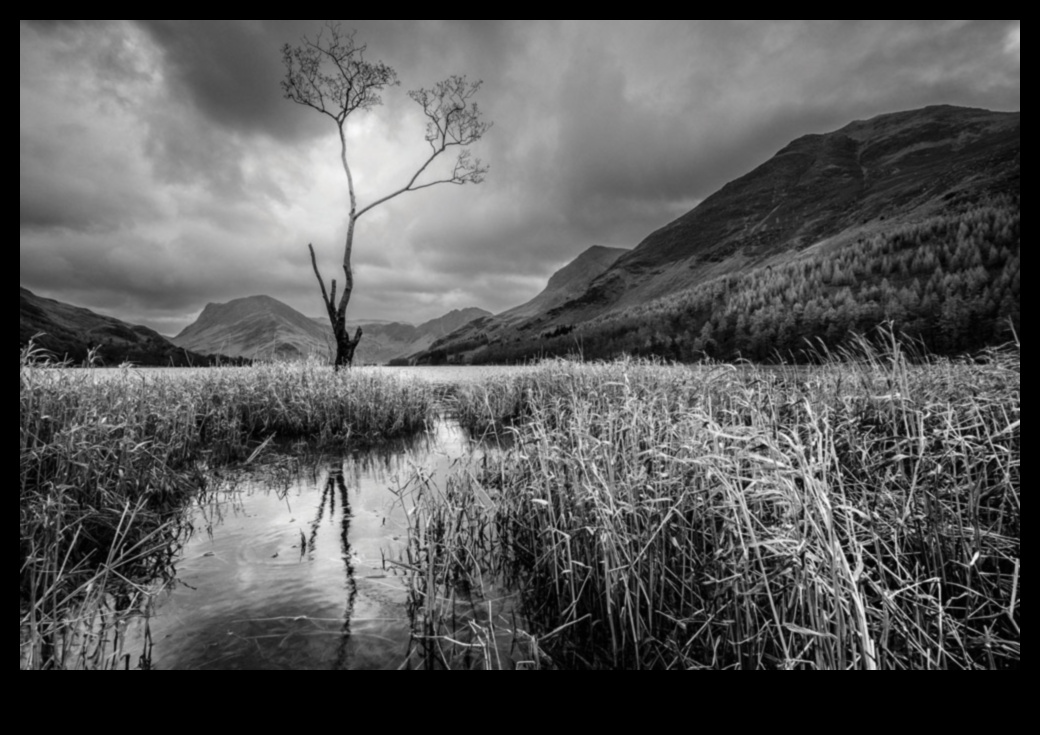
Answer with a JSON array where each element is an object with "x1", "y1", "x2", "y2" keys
[
  {"x1": 310, "y1": 242, "x2": 364, "y2": 369},
  {"x1": 334, "y1": 324, "x2": 363, "y2": 368}
]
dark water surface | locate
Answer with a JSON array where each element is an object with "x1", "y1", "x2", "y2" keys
[{"x1": 130, "y1": 418, "x2": 481, "y2": 670}]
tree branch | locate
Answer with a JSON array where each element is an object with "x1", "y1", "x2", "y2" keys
[
  {"x1": 282, "y1": 21, "x2": 398, "y2": 123},
  {"x1": 308, "y1": 243, "x2": 334, "y2": 316},
  {"x1": 356, "y1": 75, "x2": 490, "y2": 219}
]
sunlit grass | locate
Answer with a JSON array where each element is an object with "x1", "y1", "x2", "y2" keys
[{"x1": 399, "y1": 337, "x2": 1020, "y2": 669}]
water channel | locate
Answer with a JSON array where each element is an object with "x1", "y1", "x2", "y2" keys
[
  {"x1": 128, "y1": 419, "x2": 483, "y2": 669},
  {"x1": 126, "y1": 366, "x2": 527, "y2": 670}
]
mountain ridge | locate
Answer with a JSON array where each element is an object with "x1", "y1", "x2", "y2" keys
[
  {"x1": 417, "y1": 104, "x2": 1020, "y2": 363},
  {"x1": 562, "y1": 105, "x2": 1019, "y2": 324},
  {"x1": 414, "y1": 244, "x2": 628, "y2": 362},
  {"x1": 499, "y1": 245, "x2": 629, "y2": 321}
]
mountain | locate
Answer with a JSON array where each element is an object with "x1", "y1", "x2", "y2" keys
[
  {"x1": 20, "y1": 287, "x2": 242, "y2": 366},
  {"x1": 416, "y1": 307, "x2": 495, "y2": 341},
  {"x1": 557, "y1": 105, "x2": 1019, "y2": 323},
  {"x1": 324, "y1": 308, "x2": 492, "y2": 364},
  {"x1": 499, "y1": 245, "x2": 629, "y2": 321},
  {"x1": 173, "y1": 295, "x2": 491, "y2": 364},
  {"x1": 413, "y1": 245, "x2": 627, "y2": 362},
  {"x1": 172, "y1": 295, "x2": 332, "y2": 361},
  {"x1": 420, "y1": 105, "x2": 1020, "y2": 363}
]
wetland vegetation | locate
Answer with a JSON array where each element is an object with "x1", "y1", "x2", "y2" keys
[
  {"x1": 19, "y1": 343, "x2": 434, "y2": 668},
  {"x1": 20, "y1": 332, "x2": 1020, "y2": 669}
]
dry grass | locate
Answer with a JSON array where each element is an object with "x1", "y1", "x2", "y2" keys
[{"x1": 397, "y1": 337, "x2": 1020, "y2": 669}]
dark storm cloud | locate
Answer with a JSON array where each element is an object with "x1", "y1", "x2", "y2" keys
[
  {"x1": 19, "y1": 168, "x2": 156, "y2": 233},
  {"x1": 136, "y1": 20, "x2": 312, "y2": 141},
  {"x1": 134, "y1": 20, "x2": 520, "y2": 143},
  {"x1": 128, "y1": 20, "x2": 516, "y2": 204}
]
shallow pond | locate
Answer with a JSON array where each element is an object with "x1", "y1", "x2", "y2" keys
[{"x1": 128, "y1": 418, "x2": 493, "y2": 670}]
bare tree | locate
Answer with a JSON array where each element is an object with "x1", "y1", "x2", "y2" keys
[{"x1": 282, "y1": 22, "x2": 491, "y2": 368}]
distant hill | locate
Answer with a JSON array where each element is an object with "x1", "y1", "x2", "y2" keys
[
  {"x1": 419, "y1": 105, "x2": 1020, "y2": 363},
  {"x1": 172, "y1": 295, "x2": 332, "y2": 361},
  {"x1": 173, "y1": 295, "x2": 490, "y2": 364},
  {"x1": 316, "y1": 307, "x2": 493, "y2": 364},
  {"x1": 415, "y1": 245, "x2": 627, "y2": 363},
  {"x1": 19, "y1": 287, "x2": 241, "y2": 366},
  {"x1": 416, "y1": 307, "x2": 496, "y2": 341},
  {"x1": 500, "y1": 245, "x2": 629, "y2": 321}
]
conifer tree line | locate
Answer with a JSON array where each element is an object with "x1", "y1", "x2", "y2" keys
[{"x1": 455, "y1": 197, "x2": 1019, "y2": 363}]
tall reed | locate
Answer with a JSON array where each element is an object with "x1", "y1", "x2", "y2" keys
[{"x1": 400, "y1": 341, "x2": 1020, "y2": 669}]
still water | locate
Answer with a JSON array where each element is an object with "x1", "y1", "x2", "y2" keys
[{"x1": 131, "y1": 417, "x2": 487, "y2": 670}]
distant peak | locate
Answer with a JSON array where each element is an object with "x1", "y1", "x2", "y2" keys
[
  {"x1": 579, "y1": 244, "x2": 628, "y2": 257},
  {"x1": 229, "y1": 294, "x2": 279, "y2": 305}
]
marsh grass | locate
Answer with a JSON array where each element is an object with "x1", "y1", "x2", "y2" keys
[
  {"x1": 400, "y1": 337, "x2": 1020, "y2": 669},
  {"x1": 450, "y1": 376, "x2": 532, "y2": 438},
  {"x1": 388, "y1": 465, "x2": 548, "y2": 670},
  {"x1": 20, "y1": 343, "x2": 435, "y2": 669}
]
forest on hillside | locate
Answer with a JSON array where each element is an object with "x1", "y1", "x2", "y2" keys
[{"x1": 461, "y1": 198, "x2": 1019, "y2": 364}]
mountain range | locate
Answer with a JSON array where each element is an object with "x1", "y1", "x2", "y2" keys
[
  {"x1": 163, "y1": 243, "x2": 627, "y2": 364},
  {"x1": 19, "y1": 287, "x2": 494, "y2": 367},
  {"x1": 170, "y1": 297, "x2": 491, "y2": 365}
]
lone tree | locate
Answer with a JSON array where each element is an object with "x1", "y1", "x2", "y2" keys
[{"x1": 282, "y1": 22, "x2": 491, "y2": 368}]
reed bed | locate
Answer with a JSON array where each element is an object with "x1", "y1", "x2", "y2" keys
[
  {"x1": 389, "y1": 465, "x2": 547, "y2": 670},
  {"x1": 20, "y1": 344, "x2": 435, "y2": 669},
  {"x1": 450, "y1": 375, "x2": 533, "y2": 438},
  {"x1": 400, "y1": 341, "x2": 1020, "y2": 669}
]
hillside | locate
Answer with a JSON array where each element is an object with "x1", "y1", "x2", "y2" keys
[
  {"x1": 173, "y1": 295, "x2": 332, "y2": 361},
  {"x1": 421, "y1": 105, "x2": 1020, "y2": 364},
  {"x1": 560, "y1": 105, "x2": 1019, "y2": 323},
  {"x1": 414, "y1": 245, "x2": 627, "y2": 362},
  {"x1": 351, "y1": 307, "x2": 492, "y2": 364},
  {"x1": 499, "y1": 245, "x2": 629, "y2": 321},
  {"x1": 20, "y1": 287, "x2": 242, "y2": 366}
]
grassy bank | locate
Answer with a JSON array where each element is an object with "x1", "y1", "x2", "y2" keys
[
  {"x1": 20, "y1": 345, "x2": 435, "y2": 669},
  {"x1": 399, "y1": 340, "x2": 1020, "y2": 669}
]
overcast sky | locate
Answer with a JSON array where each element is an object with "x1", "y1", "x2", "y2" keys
[{"x1": 20, "y1": 20, "x2": 1020, "y2": 335}]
